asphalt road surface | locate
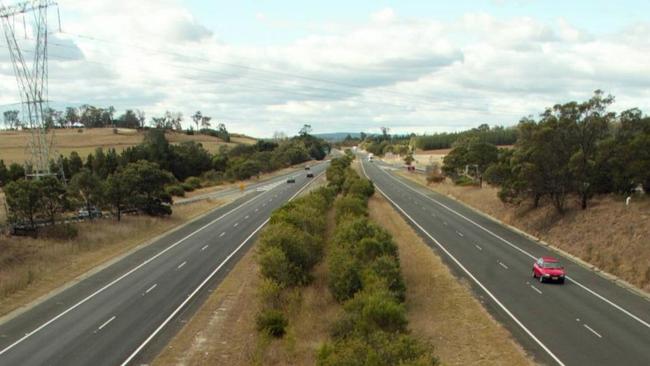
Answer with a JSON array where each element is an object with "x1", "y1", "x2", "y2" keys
[
  {"x1": 0, "y1": 162, "x2": 328, "y2": 366},
  {"x1": 360, "y1": 155, "x2": 650, "y2": 366}
]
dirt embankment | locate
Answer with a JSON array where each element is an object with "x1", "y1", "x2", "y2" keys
[{"x1": 400, "y1": 172, "x2": 650, "y2": 294}]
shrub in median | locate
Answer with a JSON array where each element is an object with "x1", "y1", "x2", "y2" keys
[
  {"x1": 256, "y1": 308, "x2": 289, "y2": 337},
  {"x1": 185, "y1": 176, "x2": 202, "y2": 189}
]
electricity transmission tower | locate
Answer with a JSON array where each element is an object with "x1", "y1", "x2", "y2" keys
[{"x1": 0, "y1": 0, "x2": 60, "y2": 178}]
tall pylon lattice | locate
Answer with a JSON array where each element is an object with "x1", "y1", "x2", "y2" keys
[{"x1": 0, "y1": 0, "x2": 61, "y2": 178}]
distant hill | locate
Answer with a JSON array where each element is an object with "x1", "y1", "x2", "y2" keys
[{"x1": 314, "y1": 132, "x2": 369, "y2": 142}]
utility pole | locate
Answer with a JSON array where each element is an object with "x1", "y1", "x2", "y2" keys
[{"x1": 1, "y1": 0, "x2": 61, "y2": 179}]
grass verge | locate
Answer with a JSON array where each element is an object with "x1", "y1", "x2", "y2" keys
[{"x1": 368, "y1": 193, "x2": 533, "y2": 365}]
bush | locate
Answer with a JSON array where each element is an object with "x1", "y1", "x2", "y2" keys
[
  {"x1": 336, "y1": 289, "x2": 408, "y2": 338},
  {"x1": 165, "y1": 184, "x2": 185, "y2": 197},
  {"x1": 453, "y1": 175, "x2": 476, "y2": 186},
  {"x1": 363, "y1": 256, "x2": 406, "y2": 302},
  {"x1": 258, "y1": 278, "x2": 285, "y2": 310},
  {"x1": 334, "y1": 195, "x2": 367, "y2": 222},
  {"x1": 180, "y1": 182, "x2": 194, "y2": 192},
  {"x1": 39, "y1": 223, "x2": 78, "y2": 240},
  {"x1": 256, "y1": 309, "x2": 288, "y2": 337},
  {"x1": 257, "y1": 246, "x2": 303, "y2": 287},
  {"x1": 328, "y1": 247, "x2": 363, "y2": 302},
  {"x1": 185, "y1": 176, "x2": 201, "y2": 189}
]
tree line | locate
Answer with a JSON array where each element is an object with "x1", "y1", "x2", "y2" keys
[
  {"x1": 440, "y1": 91, "x2": 649, "y2": 213},
  {"x1": 1, "y1": 128, "x2": 329, "y2": 231}
]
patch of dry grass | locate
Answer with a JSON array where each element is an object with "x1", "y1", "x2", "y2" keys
[
  {"x1": 0, "y1": 199, "x2": 223, "y2": 318},
  {"x1": 0, "y1": 128, "x2": 240, "y2": 164},
  {"x1": 368, "y1": 194, "x2": 533, "y2": 366},
  {"x1": 399, "y1": 171, "x2": 650, "y2": 293}
]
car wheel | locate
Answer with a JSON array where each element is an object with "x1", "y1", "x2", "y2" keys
[
  {"x1": 539, "y1": 275, "x2": 544, "y2": 283},
  {"x1": 559, "y1": 278, "x2": 565, "y2": 284}
]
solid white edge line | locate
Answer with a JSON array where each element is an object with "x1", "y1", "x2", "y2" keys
[
  {"x1": 0, "y1": 163, "x2": 328, "y2": 357},
  {"x1": 377, "y1": 160, "x2": 650, "y2": 330},
  {"x1": 119, "y1": 169, "x2": 326, "y2": 365},
  {"x1": 361, "y1": 161, "x2": 566, "y2": 366},
  {"x1": 583, "y1": 324, "x2": 603, "y2": 338},
  {"x1": 97, "y1": 316, "x2": 116, "y2": 331}
]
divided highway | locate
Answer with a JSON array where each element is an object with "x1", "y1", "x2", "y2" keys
[
  {"x1": 361, "y1": 156, "x2": 650, "y2": 366},
  {"x1": 0, "y1": 162, "x2": 328, "y2": 366}
]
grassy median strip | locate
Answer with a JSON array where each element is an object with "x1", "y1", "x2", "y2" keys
[{"x1": 0, "y1": 199, "x2": 222, "y2": 318}]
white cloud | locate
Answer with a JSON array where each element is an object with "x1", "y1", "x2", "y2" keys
[{"x1": 1, "y1": 2, "x2": 649, "y2": 137}]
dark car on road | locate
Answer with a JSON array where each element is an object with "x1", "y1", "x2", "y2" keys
[
  {"x1": 304, "y1": 166, "x2": 310, "y2": 170},
  {"x1": 306, "y1": 173, "x2": 314, "y2": 178},
  {"x1": 287, "y1": 177, "x2": 296, "y2": 183},
  {"x1": 533, "y1": 256, "x2": 566, "y2": 283}
]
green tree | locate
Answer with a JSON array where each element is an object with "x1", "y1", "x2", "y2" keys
[
  {"x1": 39, "y1": 176, "x2": 67, "y2": 224},
  {"x1": 3, "y1": 110, "x2": 20, "y2": 129},
  {"x1": 4, "y1": 179, "x2": 42, "y2": 227},
  {"x1": 69, "y1": 169, "x2": 104, "y2": 219},
  {"x1": 69, "y1": 151, "x2": 83, "y2": 177},
  {"x1": 105, "y1": 171, "x2": 131, "y2": 221},
  {"x1": 120, "y1": 160, "x2": 174, "y2": 215},
  {"x1": 7, "y1": 163, "x2": 25, "y2": 181},
  {"x1": 0, "y1": 159, "x2": 8, "y2": 186}
]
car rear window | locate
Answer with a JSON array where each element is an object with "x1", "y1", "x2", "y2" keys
[{"x1": 543, "y1": 262, "x2": 562, "y2": 268}]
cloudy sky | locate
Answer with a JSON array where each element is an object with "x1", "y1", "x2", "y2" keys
[{"x1": 1, "y1": 0, "x2": 649, "y2": 137}]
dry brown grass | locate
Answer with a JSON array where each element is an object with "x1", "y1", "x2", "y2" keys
[
  {"x1": 399, "y1": 171, "x2": 650, "y2": 293},
  {"x1": 368, "y1": 194, "x2": 533, "y2": 366},
  {"x1": 155, "y1": 205, "x2": 339, "y2": 366},
  {"x1": 0, "y1": 128, "x2": 248, "y2": 164},
  {"x1": 0, "y1": 199, "x2": 223, "y2": 318}
]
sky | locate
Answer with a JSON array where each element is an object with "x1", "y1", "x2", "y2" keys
[{"x1": 1, "y1": 0, "x2": 649, "y2": 137}]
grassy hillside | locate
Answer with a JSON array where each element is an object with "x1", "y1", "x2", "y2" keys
[{"x1": 0, "y1": 128, "x2": 256, "y2": 164}]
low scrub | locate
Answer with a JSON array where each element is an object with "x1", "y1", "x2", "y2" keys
[
  {"x1": 320, "y1": 162, "x2": 437, "y2": 365},
  {"x1": 254, "y1": 182, "x2": 337, "y2": 337},
  {"x1": 165, "y1": 184, "x2": 185, "y2": 197}
]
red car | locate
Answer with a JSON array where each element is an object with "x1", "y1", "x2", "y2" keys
[{"x1": 533, "y1": 256, "x2": 566, "y2": 284}]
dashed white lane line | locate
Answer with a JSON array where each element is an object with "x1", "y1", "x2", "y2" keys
[
  {"x1": 219, "y1": 232, "x2": 225, "y2": 237},
  {"x1": 96, "y1": 316, "x2": 116, "y2": 332},
  {"x1": 498, "y1": 261, "x2": 509, "y2": 270},
  {"x1": 255, "y1": 208, "x2": 259, "y2": 212},
  {"x1": 583, "y1": 324, "x2": 603, "y2": 338},
  {"x1": 245, "y1": 215, "x2": 249, "y2": 219},
  {"x1": 233, "y1": 222, "x2": 239, "y2": 227},
  {"x1": 475, "y1": 244, "x2": 482, "y2": 251},
  {"x1": 201, "y1": 245, "x2": 209, "y2": 251},
  {"x1": 456, "y1": 231, "x2": 464, "y2": 237},
  {"x1": 530, "y1": 285, "x2": 543, "y2": 295},
  {"x1": 443, "y1": 221, "x2": 448, "y2": 226},
  {"x1": 145, "y1": 284, "x2": 157, "y2": 294},
  {"x1": 177, "y1": 261, "x2": 187, "y2": 270}
]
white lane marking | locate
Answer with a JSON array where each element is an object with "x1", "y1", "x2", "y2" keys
[
  {"x1": 530, "y1": 285, "x2": 543, "y2": 295},
  {"x1": 219, "y1": 232, "x2": 225, "y2": 237},
  {"x1": 233, "y1": 222, "x2": 239, "y2": 227},
  {"x1": 145, "y1": 284, "x2": 157, "y2": 294},
  {"x1": 475, "y1": 244, "x2": 482, "y2": 251},
  {"x1": 583, "y1": 324, "x2": 603, "y2": 338},
  {"x1": 97, "y1": 316, "x2": 116, "y2": 331},
  {"x1": 499, "y1": 262, "x2": 509, "y2": 270},
  {"x1": 201, "y1": 245, "x2": 209, "y2": 251},
  {"x1": 360, "y1": 161, "x2": 566, "y2": 366},
  {"x1": 376, "y1": 163, "x2": 650, "y2": 330},
  {"x1": 262, "y1": 203, "x2": 266, "y2": 207},
  {"x1": 255, "y1": 208, "x2": 259, "y2": 212},
  {"x1": 456, "y1": 231, "x2": 464, "y2": 237},
  {"x1": 0, "y1": 177, "x2": 291, "y2": 357},
  {"x1": 177, "y1": 261, "x2": 187, "y2": 270},
  {"x1": 120, "y1": 169, "x2": 326, "y2": 366},
  {"x1": 245, "y1": 215, "x2": 249, "y2": 219},
  {"x1": 443, "y1": 221, "x2": 448, "y2": 226}
]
